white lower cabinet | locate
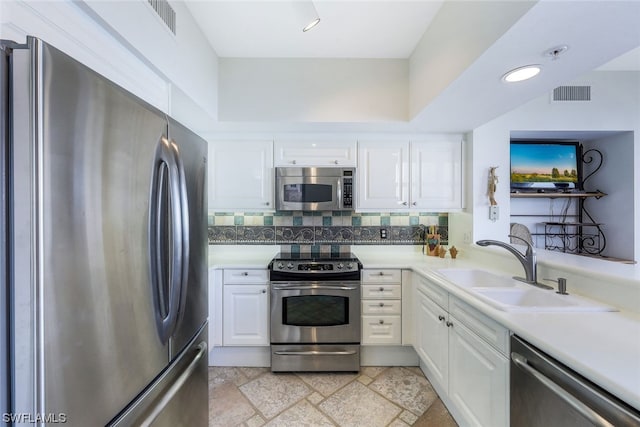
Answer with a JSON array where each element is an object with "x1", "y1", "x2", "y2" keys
[
  {"x1": 448, "y1": 320, "x2": 509, "y2": 427},
  {"x1": 416, "y1": 289, "x2": 449, "y2": 389},
  {"x1": 414, "y1": 273, "x2": 509, "y2": 427},
  {"x1": 222, "y1": 269, "x2": 270, "y2": 346}
]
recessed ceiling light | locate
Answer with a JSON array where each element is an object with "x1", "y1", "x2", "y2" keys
[{"x1": 502, "y1": 65, "x2": 542, "y2": 83}]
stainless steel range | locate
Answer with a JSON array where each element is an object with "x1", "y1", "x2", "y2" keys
[{"x1": 269, "y1": 253, "x2": 362, "y2": 372}]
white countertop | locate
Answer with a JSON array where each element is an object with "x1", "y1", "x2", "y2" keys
[{"x1": 208, "y1": 244, "x2": 640, "y2": 410}]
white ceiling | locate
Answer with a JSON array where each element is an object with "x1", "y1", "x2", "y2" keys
[
  {"x1": 186, "y1": 1, "x2": 444, "y2": 58},
  {"x1": 185, "y1": 0, "x2": 640, "y2": 130}
]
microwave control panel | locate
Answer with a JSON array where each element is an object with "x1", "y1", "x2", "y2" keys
[{"x1": 342, "y1": 170, "x2": 353, "y2": 208}]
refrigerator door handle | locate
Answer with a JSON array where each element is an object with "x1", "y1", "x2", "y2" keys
[
  {"x1": 149, "y1": 137, "x2": 186, "y2": 343},
  {"x1": 172, "y1": 138, "x2": 190, "y2": 331}
]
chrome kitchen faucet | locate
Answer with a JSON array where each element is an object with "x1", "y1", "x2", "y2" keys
[{"x1": 476, "y1": 236, "x2": 553, "y2": 290}]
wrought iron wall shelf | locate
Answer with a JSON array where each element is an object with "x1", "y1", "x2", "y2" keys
[
  {"x1": 509, "y1": 148, "x2": 606, "y2": 256},
  {"x1": 510, "y1": 191, "x2": 607, "y2": 199}
]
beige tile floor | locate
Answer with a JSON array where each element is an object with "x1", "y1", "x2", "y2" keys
[{"x1": 208, "y1": 366, "x2": 458, "y2": 427}]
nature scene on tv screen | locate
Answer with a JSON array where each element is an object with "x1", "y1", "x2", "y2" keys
[{"x1": 511, "y1": 143, "x2": 578, "y2": 188}]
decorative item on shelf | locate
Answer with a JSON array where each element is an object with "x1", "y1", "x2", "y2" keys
[
  {"x1": 449, "y1": 246, "x2": 458, "y2": 259},
  {"x1": 488, "y1": 166, "x2": 499, "y2": 222},
  {"x1": 426, "y1": 225, "x2": 440, "y2": 256},
  {"x1": 438, "y1": 246, "x2": 447, "y2": 258}
]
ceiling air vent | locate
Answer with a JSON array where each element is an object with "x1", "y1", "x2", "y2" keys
[
  {"x1": 148, "y1": 0, "x2": 176, "y2": 34},
  {"x1": 552, "y1": 85, "x2": 591, "y2": 102}
]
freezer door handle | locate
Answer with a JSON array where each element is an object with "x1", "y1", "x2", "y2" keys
[
  {"x1": 107, "y1": 337, "x2": 208, "y2": 427},
  {"x1": 139, "y1": 341, "x2": 207, "y2": 427},
  {"x1": 149, "y1": 136, "x2": 189, "y2": 343}
]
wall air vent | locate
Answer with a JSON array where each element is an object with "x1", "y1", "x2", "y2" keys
[
  {"x1": 148, "y1": 0, "x2": 176, "y2": 34},
  {"x1": 552, "y1": 85, "x2": 591, "y2": 102}
]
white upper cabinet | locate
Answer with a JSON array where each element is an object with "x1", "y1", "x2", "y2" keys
[
  {"x1": 357, "y1": 137, "x2": 463, "y2": 211},
  {"x1": 357, "y1": 141, "x2": 410, "y2": 210},
  {"x1": 274, "y1": 140, "x2": 356, "y2": 167},
  {"x1": 411, "y1": 138, "x2": 463, "y2": 210},
  {"x1": 208, "y1": 140, "x2": 274, "y2": 211}
]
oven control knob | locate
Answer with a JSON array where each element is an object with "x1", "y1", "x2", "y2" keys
[
  {"x1": 337, "y1": 263, "x2": 344, "y2": 270},
  {"x1": 286, "y1": 262, "x2": 295, "y2": 270},
  {"x1": 345, "y1": 262, "x2": 353, "y2": 270},
  {"x1": 277, "y1": 262, "x2": 284, "y2": 270}
]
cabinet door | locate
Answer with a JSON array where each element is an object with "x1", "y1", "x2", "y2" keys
[
  {"x1": 411, "y1": 139, "x2": 462, "y2": 209},
  {"x1": 357, "y1": 141, "x2": 409, "y2": 210},
  {"x1": 208, "y1": 140, "x2": 273, "y2": 210},
  {"x1": 222, "y1": 284, "x2": 269, "y2": 346},
  {"x1": 274, "y1": 140, "x2": 356, "y2": 166},
  {"x1": 415, "y1": 290, "x2": 449, "y2": 391},
  {"x1": 448, "y1": 319, "x2": 509, "y2": 427}
]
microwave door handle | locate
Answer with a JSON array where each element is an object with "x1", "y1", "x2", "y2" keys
[{"x1": 337, "y1": 178, "x2": 342, "y2": 209}]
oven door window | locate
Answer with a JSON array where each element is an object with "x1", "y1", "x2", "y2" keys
[
  {"x1": 283, "y1": 295, "x2": 348, "y2": 327},
  {"x1": 283, "y1": 183, "x2": 333, "y2": 203}
]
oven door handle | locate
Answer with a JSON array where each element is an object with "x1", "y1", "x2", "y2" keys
[
  {"x1": 274, "y1": 350, "x2": 358, "y2": 356},
  {"x1": 271, "y1": 285, "x2": 358, "y2": 291}
]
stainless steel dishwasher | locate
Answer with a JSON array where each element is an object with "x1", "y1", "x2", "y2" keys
[{"x1": 511, "y1": 335, "x2": 640, "y2": 427}]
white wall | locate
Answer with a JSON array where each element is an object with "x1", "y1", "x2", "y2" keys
[
  {"x1": 583, "y1": 132, "x2": 635, "y2": 260},
  {"x1": 76, "y1": 0, "x2": 219, "y2": 129},
  {"x1": 218, "y1": 58, "x2": 408, "y2": 123},
  {"x1": 0, "y1": 0, "x2": 168, "y2": 111},
  {"x1": 468, "y1": 71, "x2": 640, "y2": 261},
  {"x1": 1, "y1": 0, "x2": 219, "y2": 134}
]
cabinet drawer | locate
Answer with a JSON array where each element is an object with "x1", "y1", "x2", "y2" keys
[
  {"x1": 362, "y1": 299, "x2": 402, "y2": 315},
  {"x1": 362, "y1": 269, "x2": 402, "y2": 285},
  {"x1": 223, "y1": 269, "x2": 269, "y2": 284},
  {"x1": 449, "y1": 295, "x2": 509, "y2": 355},
  {"x1": 415, "y1": 274, "x2": 448, "y2": 310},
  {"x1": 362, "y1": 315, "x2": 402, "y2": 345},
  {"x1": 362, "y1": 284, "x2": 401, "y2": 299}
]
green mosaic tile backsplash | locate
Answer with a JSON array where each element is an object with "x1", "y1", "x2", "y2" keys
[{"x1": 208, "y1": 211, "x2": 448, "y2": 246}]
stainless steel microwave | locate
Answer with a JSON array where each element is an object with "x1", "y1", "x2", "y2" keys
[{"x1": 275, "y1": 167, "x2": 355, "y2": 211}]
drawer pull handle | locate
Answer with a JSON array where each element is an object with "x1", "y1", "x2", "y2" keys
[
  {"x1": 379, "y1": 303, "x2": 384, "y2": 307},
  {"x1": 261, "y1": 289, "x2": 266, "y2": 294},
  {"x1": 438, "y1": 315, "x2": 445, "y2": 322},
  {"x1": 379, "y1": 287, "x2": 384, "y2": 292},
  {"x1": 379, "y1": 272, "x2": 385, "y2": 276},
  {"x1": 242, "y1": 272, "x2": 249, "y2": 276},
  {"x1": 379, "y1": 319, "x2": 385, "y2": 325},
  {"x1": 446, "y1": 321, "x2": 454, "y2": 327}
]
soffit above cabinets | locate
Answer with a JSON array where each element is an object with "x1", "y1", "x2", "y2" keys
[{"x1": 185, "y1": 1, "x2": 640, "y2": 132}]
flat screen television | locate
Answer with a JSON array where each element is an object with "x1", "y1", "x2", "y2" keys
[{"x1": 510, "y1": 140, "x2": 582, "y2": 191}]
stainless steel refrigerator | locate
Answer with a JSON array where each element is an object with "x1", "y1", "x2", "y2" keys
[{"x1": 1, "y1": 36, "x2": 208, "y2": 426}]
